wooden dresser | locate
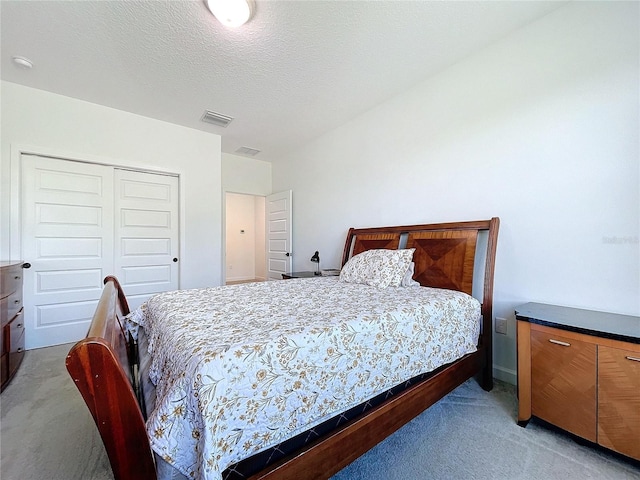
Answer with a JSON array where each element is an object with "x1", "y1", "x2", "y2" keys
[
  {"x1": 1, "y1": 261, "x2": 25, "y2": 392},
  {"x1": 516, "y1": 302, "x2": 640, "y2": 461}
]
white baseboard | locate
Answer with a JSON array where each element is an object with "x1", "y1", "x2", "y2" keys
[
  {"x1": 226, "y1": 275, "x2": 253, "y2": 282},
  {"x1": 493, "y1": 365, "x2": 517, "y2": 385}
]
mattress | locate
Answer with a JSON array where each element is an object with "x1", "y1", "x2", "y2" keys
[{"x1": 127, "y1": 277, "x2": 481, "y2": 480}]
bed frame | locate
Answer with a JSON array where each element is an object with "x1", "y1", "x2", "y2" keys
[{"x1": 66, "y1": 217, "x2": 499, "y2": 480}]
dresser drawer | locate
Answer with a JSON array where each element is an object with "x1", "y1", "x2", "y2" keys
[
  {"x1": 0, "y1": 352, "x2": 7, "y2": 387},
  {"x1": 1, "y1": 263, "x2": 23, "y2": 300},
  {"x1": 9, "y1": 311, "x2": 25, "y2": 347},
  {"x1": 8, "y1": 328, "x2": 25, "y2": 375},
  {"x1": 0, "y1": 291, "x2": 23, "y2": 325}
]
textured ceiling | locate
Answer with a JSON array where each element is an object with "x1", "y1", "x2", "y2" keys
[{"x1": 1, "y1": 0, "x2": 566, "y2": 162}]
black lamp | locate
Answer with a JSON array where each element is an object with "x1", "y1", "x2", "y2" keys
[{"x1": 310, "y1": 251, "x2": 320, "y2": 275}]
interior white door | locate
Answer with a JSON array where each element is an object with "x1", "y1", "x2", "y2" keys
[
  {"x1": 266, "y1": 190, "x2": 292, "y2": 280},
  {"x1": 21, "y1": 154, "x2": 114, "y2": 349},
  {"x1": 114, "y1": 169, "x2": 179, "y2": 310}
]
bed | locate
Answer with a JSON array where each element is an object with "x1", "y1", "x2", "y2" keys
[{"x1": 66, "y1": 218, "x2": 499, "y2": 480}]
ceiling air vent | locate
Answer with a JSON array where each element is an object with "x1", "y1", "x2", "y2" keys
[
  {"x1": 201, "y1": 110, "x2": 233, "y2": 127},
  {"x1": 235, "y1": 146, "x2": 261, "y2": 157}
]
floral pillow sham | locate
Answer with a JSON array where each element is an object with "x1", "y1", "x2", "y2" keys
[{"x1": 339, "y1": 248, "x2": 416, "y2": 288}]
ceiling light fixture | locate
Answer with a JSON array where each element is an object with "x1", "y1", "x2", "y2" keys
[
  {"x1": 12, "y1": 56, "x2": 33, "y2": 69},
  {"x1": 206, "y1": 0, "x2": 254, "y2": 28}
]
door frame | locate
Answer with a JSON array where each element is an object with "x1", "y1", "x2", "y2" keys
[
  {"x1": 223, "y1": 191, "x2": 267, "y2": 284},
  {"x1": 9, "y1": 144, "x2": 182, "y2": 264},
  {"x1": 221, "y1": 190, "x2": 292, "y2": 284}
]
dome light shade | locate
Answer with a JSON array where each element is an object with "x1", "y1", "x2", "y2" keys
[
  {"x1": 12, "y1": 56, "x2": 33, "y2": 69},
  {"x1": 206, "y1": 0, "x2": 254, "y2": 28}
]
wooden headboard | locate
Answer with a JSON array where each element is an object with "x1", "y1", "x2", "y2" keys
[{"x1": 341, "y1": 218, "x2": 500, "y2": 347}]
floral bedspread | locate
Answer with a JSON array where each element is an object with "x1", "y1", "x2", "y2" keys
[{"x1": 128, "y1": 277, "x2": 481, "y2": 480}]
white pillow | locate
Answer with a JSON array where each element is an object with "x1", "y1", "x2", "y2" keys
[
  {"x1": 401, "y1": 262, "x2": 420, "y2": 287},
  {"x1": 339, "y1": 248, "x2": 416, "y2": 288}
]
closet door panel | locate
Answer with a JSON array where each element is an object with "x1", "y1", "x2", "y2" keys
[
  {"x1": 114, "y1": 169, "x2": 179, "y2": 310},
  {"x1": 21, "y1": 154, "x2": 114, "y2": 349}
]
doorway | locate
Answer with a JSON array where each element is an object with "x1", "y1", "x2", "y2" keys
[{"x1": 225, "y1": 192, "x2": 266, "y2": 284}]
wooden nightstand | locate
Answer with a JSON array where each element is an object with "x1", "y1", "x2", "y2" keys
[
  {"x1": 281, "y1": 271, "x2": 321, "y2": 279},
  {"x1": 516, "y1": 302, "x2": 640, "y2": 461},
  {"x1": 282, "y1": 269, "x2": 340, "y2": 279}
]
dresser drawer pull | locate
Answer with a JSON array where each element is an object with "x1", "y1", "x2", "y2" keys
[
  {"x1": 625, "y1": 356, "x2": 640, "y2": 363},
  {"x1": 17, "y1": 348, "x2": 23, "y2": 353},
  {"x1": 548, "y1": 339, "x2": 570, "y2": 347},
  {"x1": 16, "y1": 323, "x2": 22, "y2": 329}
]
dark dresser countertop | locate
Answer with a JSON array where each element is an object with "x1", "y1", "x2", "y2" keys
[
  {"x1": 515, "y1": 302, "x2": 640, "y2": 344},
  {"x1": 0, "y1": 261, "x2": 23, "y2": 268}
]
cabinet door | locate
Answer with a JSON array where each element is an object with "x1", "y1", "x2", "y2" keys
[
  {"x1": 531, "y1": 329, "x2": 597, "y2": 441},
  {"x1": 598, "y1": 345, "x2": 640, "y2": 460}
]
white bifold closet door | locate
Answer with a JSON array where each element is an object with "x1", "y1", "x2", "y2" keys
[
  {"x1": 113, "y1": 168, "x2": 179, "y2": 310},
  {"x1": 21, "y1": 154, "x2": 179, "y2": 350}
]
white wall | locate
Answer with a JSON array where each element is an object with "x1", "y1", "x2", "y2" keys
[
  {"x1": 1, "y1": 81, "x2": 223, "y2": 289},
  {"x1": 272, "y1": 2, "x2": 640, "y2": 383},
  {"x1": 222, "y1": 152, "x2": 272, "y2": 196}
]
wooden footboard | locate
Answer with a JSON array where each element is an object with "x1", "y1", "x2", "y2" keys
[
  {"x1": 66, "y1": 276, "x2": 157, "y2": 480},
  {"x1": 250, "y1": 349, "x2": 485, "y2": 479},
  {"x1": 67, "y1": 218, "x2": 499, "y2": 480}
]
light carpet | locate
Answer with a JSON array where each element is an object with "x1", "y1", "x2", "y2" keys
[{"x1": 1, "y1": 344, "x2": 638, "y2": 480}]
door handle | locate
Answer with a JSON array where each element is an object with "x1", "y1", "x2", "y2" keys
[
  {"x1": 285, "y1": 252, "x2": 291, "y2": 257},
  {"x1": 173, "y1": 258, "x2": 178, "y2": 262},
  {"x1": 22, "y1": 262, "x2": 31, "y2": 269}
]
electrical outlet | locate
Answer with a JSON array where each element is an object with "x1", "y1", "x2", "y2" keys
[{"x1": 495, "y1": 317, "x2": 508, "y2": 335}]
